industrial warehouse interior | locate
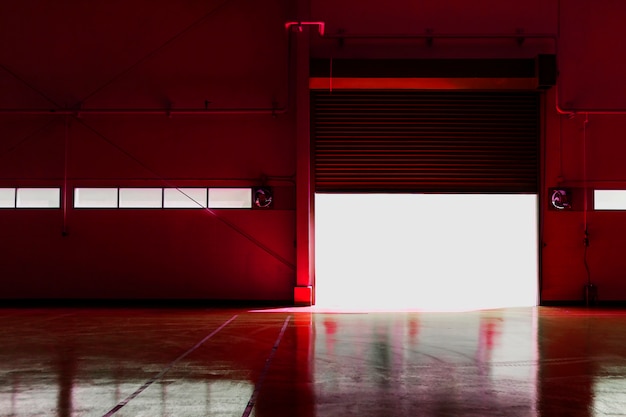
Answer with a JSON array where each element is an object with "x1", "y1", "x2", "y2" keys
[{"x1": 2, "y1": 0, "x2": 626, "y2": 416}]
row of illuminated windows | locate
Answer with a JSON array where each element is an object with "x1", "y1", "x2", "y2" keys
[
  {"x1": 0, "y1": 188, "x2": 254, "y2": 209},
  {"x1": 6, "y1": 188, "x2": 626, "y2": 210}
]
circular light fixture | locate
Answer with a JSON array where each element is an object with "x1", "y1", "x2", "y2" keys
[
  {"x1": 551, "y1": 189, "x2": 571, "y2": 210},
  {"x1": 254, "y1": 187, "x2": 273, "y2": 209}
]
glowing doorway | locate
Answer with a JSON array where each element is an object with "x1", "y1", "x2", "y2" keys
[{"x1": 314, "y1": 194, "x2": 538, "y2": 311}]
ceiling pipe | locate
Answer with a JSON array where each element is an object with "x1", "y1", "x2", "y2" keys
[
  {"x1": 321, "y1": 32, "x2": 556, "y2": 41},
  {"x1": 0, "y1": 107, "x2": 287, "y2": 116},
  {"x1": 284, "y1": 20, "x2": 553, "y2": 44},
  {"x1": 314, "y1": 28, "x2": 557, "y2": 52}
]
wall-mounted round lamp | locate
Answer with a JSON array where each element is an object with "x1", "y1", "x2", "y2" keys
[
  {"x1": 254, "y1": 187, "x2": 273, "y2": 209},
  {"x1": 550, "y1": 188, "x2": 571, "y2": 210}
]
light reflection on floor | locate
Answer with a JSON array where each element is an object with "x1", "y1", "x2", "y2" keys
[{"x1": 1, "y1": 307, "x2": 626, "y2": 416}]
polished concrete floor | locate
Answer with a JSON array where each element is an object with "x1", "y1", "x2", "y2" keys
[{"x1": 1, "y1": 306, "x2": 626, "y2": 416}]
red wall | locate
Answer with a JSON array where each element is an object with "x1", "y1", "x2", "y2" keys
[
  {"x1": 0, "y1": 0, "x2": 296, "y2": 300},
  {"x1": 2, "y1": 0, "x2": 626, "y2": 303},
  {"x1": 542, "y1": 0, "x2": 626, "y2": 302}
]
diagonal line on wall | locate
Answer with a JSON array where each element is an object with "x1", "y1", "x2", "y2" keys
[
  {"x1": 0, "y1": 63, "x2": 63, "y2": 109},
  {"x1": 0, "y1": 118, "x2": 58, "y2": 162},
  {"x1": 74, "y1": 117, "x2": 296, "y2": 271},
  {"x1": 78, "y1": 0, "x2": 239, "y2": 106}
]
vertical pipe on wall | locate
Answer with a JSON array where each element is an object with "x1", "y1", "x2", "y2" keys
[
  {"x1": 583, "y1": 113, "x2": 588, "y2": 229},
  {"x1": 62, "y1": 116, "x2": 70, "y2": 236},
  {"x1": 294, "y1": 0, "x2": 314, "y2": 305},
  {"x1": 582, "y1": 113, "x2": 595, "y2": 304},
  {"x1": 539, "y1": 90, "x2": 550, "y2": 306}
]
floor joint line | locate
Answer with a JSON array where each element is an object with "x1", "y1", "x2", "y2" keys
[
  {"x1": 101, "y1": 314, "x2": 238, "y2": 417},
  {"x1": 242, "y1": 315, "x2": 292, "y2": 417}
]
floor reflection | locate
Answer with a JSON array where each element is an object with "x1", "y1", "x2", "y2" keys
[
  {"x1": 0, "y1": 307, "x2": 625, "y2": 416},
  {"x1": 311, "y1": 309, "x2": 538, "y2": 416}
]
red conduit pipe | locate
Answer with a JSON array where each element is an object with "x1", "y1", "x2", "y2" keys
[
  {"x1": 556, "y1": 106, "x2": 626, "y2": 116},
  {"x1": 556, "y1": 85, "x2": 626, "y2": 116},
  {"x1": 285, "y1": 21, "x2": 325, "y2": 36},
  {"x1": 554, "y1": 0, "x2": 626, "y2": 117},
  {"x1": 62, "y1": 116, "x2": 70, "y2": 236}
]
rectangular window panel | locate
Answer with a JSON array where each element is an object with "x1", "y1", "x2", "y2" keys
[
  {"x1": 208, "y1": 188, "x2": 252, "y2": 208},
  {"x1": 16, "y1": 188, "x2": 60, "y2": 208},
  {"x1": 164, "y1": 188, "x2": 207, "y2": 208},
  {"x1": 74, "y1": 188, "x2": 118, "y2": 208},
  {"x1": 0, "y1": 188, "x2": 16, "y2": 208},
  {"x1": 119, "y1": 188, "x2": 162, "y2": 208},
  {"x1": 594, "y1": 190, "x2": 626, "y2": 210}
]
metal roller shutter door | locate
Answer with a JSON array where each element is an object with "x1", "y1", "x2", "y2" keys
[{"x1": 312, "y1": 90, "x2": 539, "y2": 193}]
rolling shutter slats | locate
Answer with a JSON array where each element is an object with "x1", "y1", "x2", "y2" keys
[{"x1": 312, "y1": 91, "x2": 539, "y2": 193}]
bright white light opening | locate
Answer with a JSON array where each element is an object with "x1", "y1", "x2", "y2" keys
[
  {"x1": 119, "y1": 188, "x2": 162, "y2": 208},
  {"x1": 164, "y1": 188, "x2": 207, "y2": 208},
  {"x1": 74, "y1": 188, "x2": 118, "y2": 208},
  {"x1": 208, "y1": 188, "x2": 251, "y2": 208},
  {"x1": 16, "y1": 188, "x2": 61, "y2": 208},
  {"x1": 315, "y1": 194, "x2": 538, "y2": 311},
  {"x1": 594, "y1": 190, "x2": 626, "y2": 210},
  {"x1": 0, "y1": 188, "x2": 15, "y2": 208}
]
